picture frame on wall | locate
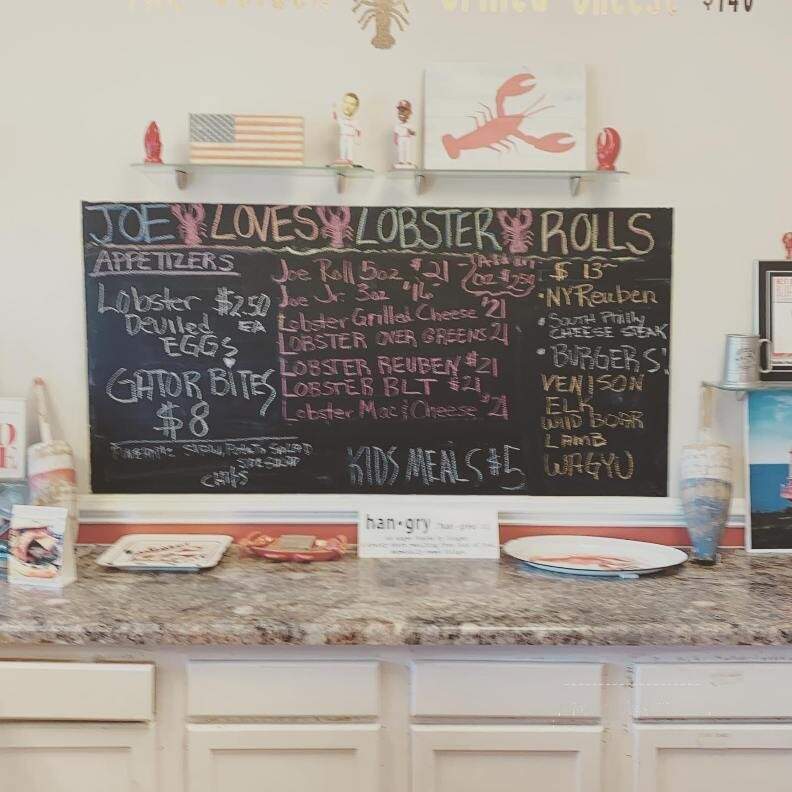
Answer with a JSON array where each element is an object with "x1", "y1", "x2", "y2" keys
[
  {"x1": 755, "y1": 260, "x2": 792, "y2": 381},
  {"x1": 0, "y1": 398, "x2": 26, "y2": 481},
  {"x1": 744, "y1": 389, "x2": 792, "y2": 552},
  {"x1": 424, "y1": 62, "x2": 587, "y2": 172}
]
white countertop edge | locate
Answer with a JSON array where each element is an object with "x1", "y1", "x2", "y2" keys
[{"x1": 78, "y1": 494, "x2": 747, "y2": 530}]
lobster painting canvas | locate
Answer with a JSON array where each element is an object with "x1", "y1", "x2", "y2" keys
[{"x1": 424, "y1": 63, "x2": 587, "y2": 172}]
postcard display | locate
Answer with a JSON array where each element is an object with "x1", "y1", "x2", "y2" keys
[{"x1": 83, "y1": 203, "x2": 672, "y2": 496}]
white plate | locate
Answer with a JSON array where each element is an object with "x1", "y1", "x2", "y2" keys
[
  {"x1": 96, "y1": 534, "x2": 232, "y2": 572},
  {"x1": 503, "y1": 535, "x2": 688, "y2": 577}
]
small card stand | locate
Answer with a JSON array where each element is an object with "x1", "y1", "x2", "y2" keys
[
  {"x1": 358, "y1": 506, "x2": 499, "y2": 559},
  {"x1": 8, "y1": 505, "x2": 75, "y2": 588}
]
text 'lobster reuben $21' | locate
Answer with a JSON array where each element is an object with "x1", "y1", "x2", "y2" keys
[{"x1": 83, "y1": 202, "x2": 672, "y2": 496}]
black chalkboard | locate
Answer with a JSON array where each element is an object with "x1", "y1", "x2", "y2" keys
[{"x1": 83, "y1": 202, "x2": 672, "y2": 496}]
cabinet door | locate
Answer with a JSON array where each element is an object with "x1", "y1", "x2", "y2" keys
[
  {"x1": 0, "y1": 722, "x2": 156, "y2": 792},
  {"x1": 187, "y1": 724, "x2": 380, "y2": 792},
  {"x1": 634, "y1": 724, "x2": 792, "y2": 792},
  {"x1": 413, "y1": 725, "x2": 601, "y2": 792}
]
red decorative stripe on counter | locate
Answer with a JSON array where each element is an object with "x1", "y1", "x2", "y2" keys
[{"x1": 77, "y1": 523, "x2": 745, "y2": 548}]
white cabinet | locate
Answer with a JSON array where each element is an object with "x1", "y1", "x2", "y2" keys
[
  {"x1": 412, "y1": 725, "x2": 602, "y2": 792},
  {"x1": 411, "y1": 662, "x2": 603, "y2": 719},
  {"x1": 0, "y1": 722, "x2": 156, "y2": 792},
  {"x1": 0, "y1": 661, "x2": 156, "y2": 792},
  {"x1": 632, "y1": 664, "x2": 792, "y2": 792},
  {"x1": 633, "y1": 663, "x2": 792, "y2": 720},
  {"x1": 633, "y1": 724, "x2": 792, "y2": 792},
  {"x1": 185, "y1": 661, "x2": 382, "y2": 792},
  {"x1": 188, "y1": 660, "x2": 380, "y2": 718},
  {"x1": 5, "y1": 651, "x2": 792, "y2": 792},
  {"x1": 0, "y1": 661, "x2": 155, "y2": 721},
  {"x1": 411, "y1": 662, "x2": 603, "y2": 792},
  {"x1": 187, "y1": 724, "x2": 380, "y2": 792}
]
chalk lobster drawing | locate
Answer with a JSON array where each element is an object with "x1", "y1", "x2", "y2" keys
[
  {"x1": 442, "y1": 73, "x2": 575, "y2": 161},
  {"x1": 171, "y1": 204, "x2": 206, "y2": 246},
  {"x1": 317, "y1": 206, "x2": 353, "y2": 248},
  {"x1": 352, "y1": 0, "x2": 409, "y2": 50},
  {"x1": 497, "y1": 209, "x2": 534, "y2": 254}
]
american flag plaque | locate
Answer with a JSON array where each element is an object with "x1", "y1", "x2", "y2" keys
[{"x1": 189, "y1": 113, "x2": 305, "y2": 167}]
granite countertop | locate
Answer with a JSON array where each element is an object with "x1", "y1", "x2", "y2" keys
[{"x1": 1, "y1": 547, "x2": 792, "y2": 647}]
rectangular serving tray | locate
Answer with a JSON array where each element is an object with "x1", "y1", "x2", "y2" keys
[{"x1": 95, "y1": 534, "x2": 232, "y2": 572}]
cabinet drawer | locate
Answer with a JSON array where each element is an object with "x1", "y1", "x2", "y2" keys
[
  {"x1": 634, "y1": 663, "x2": 792, "y2": 719},
  {"x1": 633, "y1": 724, "x2": 792, "y2": 791},
  {"x1": 413, "y1": 725, "x2": 602, "y2": 792},
  {"x1": 0, "y1": 662, "x2": 154, "y2": 721},
  {"x1": 187, "y1": 724, "x2": 380, "y2": 792},
  {"x1": 411, "y1": 662, "x2": 603, "y2": 719},
  {"x1": 188, "y1": 661, "x2": 380, "y2": 718}
]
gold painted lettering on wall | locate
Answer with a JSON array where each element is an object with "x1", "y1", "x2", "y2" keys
[
  {"x1": 212, "y1": 0, "x2": 329, "y2": 7},
  {"x1": 573, "y1": 0, "x2": 677, "y2": 14},
  {"x1": 440, "y1": 0, "x2": 549, "y2": 11},
  {"x1": 125, "y1": 0, "x2": 748, "y2": 15},
  {"x1": 439, "y1": 0, "x2": 679, "y2": 13},
  {"x1": 128, "y1": 0, "x2": 184, "y2": 10},
  {"x1": 128, "y1": 0, "x2": 330, "y2": 10}
]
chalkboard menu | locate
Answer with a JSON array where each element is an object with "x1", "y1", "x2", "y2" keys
[{"x1": 83, "y1": 203, "x2": 672, "y2": 496}]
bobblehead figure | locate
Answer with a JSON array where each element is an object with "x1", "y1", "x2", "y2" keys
[
  {"x1": 333, "y1": 92, "x2": 362, "y2": 166},
  {"x1": 393, "y1": 99, "x2": 416, "y2": 169}
]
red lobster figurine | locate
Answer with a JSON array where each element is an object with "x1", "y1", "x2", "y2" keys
[
  {"x1": 144, "y1": 121, "x2": 163, "y2": 164},
  {"x1": 596, "y1": 127, "x2": 621, "y2": 172},
  {"x1": 442, "y1": 73, "x2": 575, "y2": 160},
  {"x1": 784, "y1": 232, "x2": 792, "y2": 261}
]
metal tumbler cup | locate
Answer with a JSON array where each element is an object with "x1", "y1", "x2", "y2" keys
[{"x1": 723, "y1": 334, "x2": 772, "y2": 386}]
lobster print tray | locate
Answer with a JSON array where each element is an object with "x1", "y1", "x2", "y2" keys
[{"x1": 96, "y1": 534, "x2": 232, "y2": 572}]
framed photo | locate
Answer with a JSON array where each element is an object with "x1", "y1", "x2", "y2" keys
[
  {"x1": 8, "y1": 505, "x2": 75, "y2": 587},
  {"x1": 755, "y1": 260, "x2": 792, "y2": 381},
  {"x1": 745, "y1": 389, "x2": 792, "y2": 552}
]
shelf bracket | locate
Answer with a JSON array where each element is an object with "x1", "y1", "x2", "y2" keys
[
  {"x1": 175, "y1": 169, "x2": 189, "y2": 190},
  {"x1": 336, "y1": 171, "x2": 346, "y2": 194},
  {"x1": 569, "y1": 175, "x2": 582, "y2": 197},
  {"x1": 414, "y1": 173, "x2": 426, "y2": 195}
]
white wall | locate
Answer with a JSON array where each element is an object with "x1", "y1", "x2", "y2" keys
[{"x1": 1, "y1": 0, "x2": 788, "y2": 509}]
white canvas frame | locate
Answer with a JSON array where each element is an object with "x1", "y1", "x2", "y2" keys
[{"x1": 423, "y1": 62, "x2": 587, "y2": 172}]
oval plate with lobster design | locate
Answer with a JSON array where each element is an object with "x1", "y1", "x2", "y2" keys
[{"x1": 503, "y1": 536, "x2": 688, "y2": 578}]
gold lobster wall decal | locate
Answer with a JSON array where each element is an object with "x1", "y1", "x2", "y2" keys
[{"x1": 352, "y1": 0, "x2": 410, "y2": 50}]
